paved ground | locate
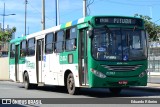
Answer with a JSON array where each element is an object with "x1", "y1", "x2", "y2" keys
[{"x1": 1, "y1": 75, "x2": 160, "y2": 92}]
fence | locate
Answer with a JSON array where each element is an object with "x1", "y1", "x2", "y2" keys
[{"x1": 148, "y1": 42, "x2": 160, "y2": 73}]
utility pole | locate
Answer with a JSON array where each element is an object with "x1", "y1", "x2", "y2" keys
[
  {"x1": 0, "y1": 3, "x2": 15, "y2": 31},
  {"x1": 83, "y1": 0, "x2": 87, "y2": 17},
  {"x1": 55, "y1": 0, "x2": 60, "y2": 26},
  {"x1": 42, "y1": 0, "x2": 45, "y2": 30},
  {"x1": 25, "y1": 0, "x2": 28, "y2": 36},
  {"x1": 3, "y1": 3, "x2": 5, "y2": 31}
]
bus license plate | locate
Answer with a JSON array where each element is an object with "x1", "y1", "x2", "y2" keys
[{"x1": 118, "y1": 81, "x2": 128, "y2": 85}]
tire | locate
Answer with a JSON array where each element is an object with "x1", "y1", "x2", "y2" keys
[
  {"x1": 66, "y1": 73, "x2": 79, "y2": 95},
  {"x1": 109, "y1": 88, "x2": 122, "y2": 95},
  {"x1": 24, "y1": 73, "x2": 31, "y2": 89}
]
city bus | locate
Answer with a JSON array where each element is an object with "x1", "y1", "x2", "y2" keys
[{"x1": 9, "y1": 15, "x2": 148, "y2": 95}]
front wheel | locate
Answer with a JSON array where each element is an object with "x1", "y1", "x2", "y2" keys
[{"x1": 66, "y1": 73, "x2": 79, "y2": 95}]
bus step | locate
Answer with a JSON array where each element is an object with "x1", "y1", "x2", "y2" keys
[
  {"x1": 80, "y1": 85, "x2": 89, "y2": 88},
  {"x1": 38, "y1": 83, "x2": 45, "y2": 86}
]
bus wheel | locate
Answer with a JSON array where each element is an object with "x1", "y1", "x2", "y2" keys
[
  {"x1": 109, "y1": 88, "x2": 122, "y2": 95},
  {"x1": 67, "y1": 73, "x2": 78, "y2": 95},
  {"x1": 24, "y1": 73, "x2": 31, "y2": 89}
]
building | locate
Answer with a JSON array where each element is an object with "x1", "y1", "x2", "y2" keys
[{"x1": 0, "y1": 23, "x2": 12, "y2": 57}]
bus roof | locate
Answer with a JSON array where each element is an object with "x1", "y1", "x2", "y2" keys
[
  {"x1": 10, "y1": 15, "x2": 143, "y2": 42},
  {"x1": 10, "y1": 36, "x2": 26, "y2": 44}
]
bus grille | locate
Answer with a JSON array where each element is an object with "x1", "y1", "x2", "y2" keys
[{"x1": 101, "y1": 65, "x2": 142, "y2": 71}]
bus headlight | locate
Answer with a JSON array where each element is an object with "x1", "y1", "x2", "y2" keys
[
  {"x1": 139, "y1": 70, "x2": 147, "y2": 78},
  {"x1": 91, "y1": 68, "x2": 106, "y2": 78}
]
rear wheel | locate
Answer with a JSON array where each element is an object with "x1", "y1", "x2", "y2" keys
[
  {"x1": 24, "y1": 73, "x2": 31, "y2": 89},
  {"x1": 66, "y1": 73, "x2": 79, "y2": 95},
  {"x1": 109, "y1": 88, "x2": 122, "y2": 95}
]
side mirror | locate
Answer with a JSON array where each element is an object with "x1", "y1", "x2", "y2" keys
[{"x1": 87, "y1": 28, "x2": 93, "y2": 38}]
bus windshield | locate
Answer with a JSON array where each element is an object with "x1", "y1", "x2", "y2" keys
[{"x1": 92, "y1": 28, "x2": 147, "y2": 61}]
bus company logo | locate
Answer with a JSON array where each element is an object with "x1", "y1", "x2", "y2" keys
[
  {"x1": 26, "y1": 61, "x2": 35, "y2": 69},
  {"x1": 2, "y1": 99, "x2": 11, "y2": 104}
]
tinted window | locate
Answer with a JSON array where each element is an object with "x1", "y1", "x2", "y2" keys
[
  {"x1": 56, "y1": 31, "x2": 64, "y2": 42},
  {"x1": 70, "y1": 27, "x2": 77, "y2": 39},
  {"x1": 28, "y1": 38, "x2": 35, "y2": 56},
  {"x1": 10, "y1": 44, "x2": 15, "y2": 58},
  {"x1": 55, "y1": 31, "x2": 64, "y2": 53},
  {"x1": 65, "y1": 27, "x2": 77, "y2": 51},
  {"x1": 20, "y1": 40, "x2": 27, "y2": 57},
  {"x1": 45, "y1": 33, "x2": 54, "y2": 54}
]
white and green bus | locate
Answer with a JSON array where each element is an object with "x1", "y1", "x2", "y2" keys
[{"x1": 9, "y1": 16, "x2": 148, "y2": 95}]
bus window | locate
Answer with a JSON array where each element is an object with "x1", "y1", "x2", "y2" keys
[
  {"x1": 20, "y1": 40, "x2": 27, "y2": 57},
  {"x1": 45, "y1": 33, "x2": 54, "y2": 54},
  {"x1": 65, "y1": 27, "x2": 77, "y2": 51},
  {"x1": 55, "y1": 31, "x2": 64, "y2": 53},
  {"x1": 10, "y1": 44, "x2": 15, "y2": 58},
  {"x1": 28, "y1": 38, "x2": 35, "y2": 56},
  {"x1": 70, "y1": 27, "x2": 77, "y2": 39}
]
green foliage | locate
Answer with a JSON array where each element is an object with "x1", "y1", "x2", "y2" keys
[
  {"x1": 0, "y1": 27, "x2": 16, "y2": 42},
  {"x1": 134, "y1": 14, "x2": 160, "y2": 41}
]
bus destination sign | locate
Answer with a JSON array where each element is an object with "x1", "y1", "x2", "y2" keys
[{"x1": 95, "y1": 17, "x2": 142, "y2": 26}]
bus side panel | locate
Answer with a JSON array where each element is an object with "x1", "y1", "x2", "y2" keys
[
  {"x1": 18, "y1": 57, "x2": 26, "y2": 82},
  {"x1": 62, "y1": 64, "x2": 80, "y2": 87},
  {"x1": 25, "y1": 57, "x2": 37, "y2": 84},
  {"x1": 59, "y1": 51, "x2": 80, "y2": 87},
  {"x1": 9, "y1": 63, "x2": 16, "y2": 81},
  {"x1": 18, "y1": 64, "x2": 23, "y2": 82},
  {"x1": 43, "y1": 54, "x2": 59, "y2": 85}
]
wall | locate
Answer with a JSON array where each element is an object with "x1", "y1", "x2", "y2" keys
[{"x1": 0, "y1": 57, "x2": 9, "y2": 80}]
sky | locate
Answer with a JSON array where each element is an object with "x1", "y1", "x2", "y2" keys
[{"x1": 0, "y1": 0, "x2": 160, "y2": 38}]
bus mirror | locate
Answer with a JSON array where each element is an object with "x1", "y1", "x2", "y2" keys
[{"x1": 87, "y1": 28, "x2": 93, "y2": 38}]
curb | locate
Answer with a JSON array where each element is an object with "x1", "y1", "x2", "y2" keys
[
  {"x1": 0, "y1": 79, "x2": 14, "y2": 82},
  {"x1": 126, "y1": 84, "x2": 160, "y2": 92}
]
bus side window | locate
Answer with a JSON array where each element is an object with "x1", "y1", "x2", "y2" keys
[
  {"x1": 28, "y1": 38, "x2": 35, "y2": 56},
  {"x1": 20, "y1": 40, "x2": 27, "y2": 57},
  {"x1": 45, "y1": 33, "x2": 54, "y2": 54},
  {"x1": 10, "y1": 44, "x2": 15, "y2": 58},
  {"x1": 65, "y1": 27, "x2": 77, "y2": 51},
  {"x1": 55, "y1": 31, "x2": 64, "y2": 53}
]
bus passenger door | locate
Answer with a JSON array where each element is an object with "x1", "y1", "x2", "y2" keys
[
  {"x1": 36, "y1": 39, "x2": 44, "y2": 83},
  {"x1": 79, "y1": 29, "x2": 88, "y2": 86},
  {"x1": 15, "y1": 45, "x2": 20, "y2": 82}
]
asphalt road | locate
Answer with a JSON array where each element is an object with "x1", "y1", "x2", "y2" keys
[
  {"x1": 1, "y1": 81, "x2": 160, "y2": 107},
  {"x1": 0, "y1": 81, "x2": 160, "y2": 98}
]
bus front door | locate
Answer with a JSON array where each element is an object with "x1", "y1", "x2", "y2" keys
[
  {"x1": 79, "y1": 29, "x2": 88, "y2": 86},
  {"x1": 36, "y1": 39, "x2": 44, "y2": 83}
]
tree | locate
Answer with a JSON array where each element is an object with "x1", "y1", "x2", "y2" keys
[
  {"x1": 134, "y1": 14, "x2": 160, "y2": 41},
  {"x1": 0, "y1": 27, "x2": 16, "y2": 42}
]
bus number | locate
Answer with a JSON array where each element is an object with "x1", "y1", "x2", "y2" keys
[{"x1": 60, "y1": 56, "x2": 67, "y2": 61}]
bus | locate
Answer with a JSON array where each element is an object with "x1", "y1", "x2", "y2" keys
[{"x1": 9, "y1": 15, "x2": 148, "y2": 95}]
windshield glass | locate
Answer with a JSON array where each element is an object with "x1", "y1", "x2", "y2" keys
[{"x1": 92, "y1": 28, "x2": 147, "y2": 61}]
